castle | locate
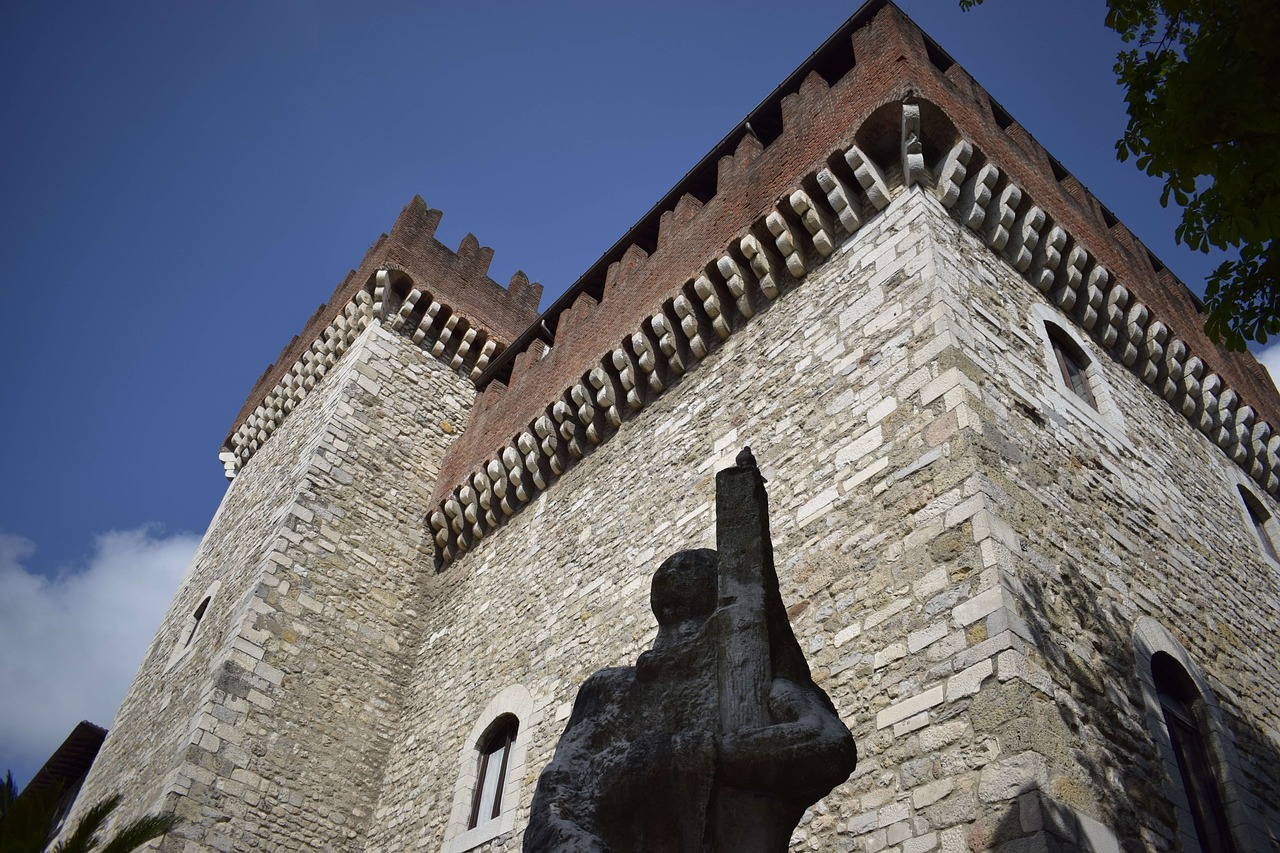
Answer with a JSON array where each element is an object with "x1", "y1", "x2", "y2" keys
[{"x1": 67, "y1": 2, "x2": 1280, "y2": 850}]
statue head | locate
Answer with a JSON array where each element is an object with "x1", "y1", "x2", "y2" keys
[{"x1": 649, "y1": 548, "x2": 717, "y2": 627}]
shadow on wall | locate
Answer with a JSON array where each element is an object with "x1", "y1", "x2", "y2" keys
[
  {"x1": 986, "y1": 783, "x2": 1149, "y2": 852},
  {"x1": 967, "y1": 554, "x2": 1280, "y2": 851}
]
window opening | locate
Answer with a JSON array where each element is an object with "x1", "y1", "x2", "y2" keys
[
  {"x1": 1048, "y1": 327, "x2": 1097, "y2": 409},
  {"x1": 1152, "y1": 653, "x2": 1237, "y2": 853},
  {"x1": 181, "y1": 597, "x2": 210, "y2": 648},
  {"x1": 1239, "y1": 486, "x2": 1278, "y2": 560},
  {"x1": 468, "y1": 716, "x2": 518, "y2": 829}
]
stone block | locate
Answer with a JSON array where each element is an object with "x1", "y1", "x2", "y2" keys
[
  {"x1": 834, "y1": 623, "x2": 861, "y2": 647},
  {"x1": 952, "y1": 586, "x2": 1010, "y2": 627},
  {"x1": 945, "y1": 657, "x2": 994, "y2": 701},
  {"x1": 908, "y1": 621, "x2": 949, "y2": 653},
  {"x1": 879, "y1": 801, "x2": 910, "y2": 827},
  {"x1": 877, "y1": 685, "x2": 945, "y2": 729},
  {"x1": 836, "y1": 426, "x2": 884, "y2": 468},
  {"x1": 912, "y1": 568, "x2": 949, "y2": 601},
  {"x1": 894, "y1": 712, "x2": 931, "y2": 738},
  {"x1": 874, "y1": 642, "x2": 907, "y2": 669},
  {"x1": 913, "y1": 778, "x2": 954, "y2": 809},
  {"x1": 797, "y1": 486, "x2": 839, "y2": 526},
  {"x1": 903, "y1": 831, "x2": 939, "y2": 853},
  {"x1": 978, "y1": 751, "x2": 1048, "y2": 803},
  {"x1": 844, "y1": 455, "x2": 890, "y2": 490},
  {"x1": 868, "y1": 396, "x2": 899, "y2": 425}
]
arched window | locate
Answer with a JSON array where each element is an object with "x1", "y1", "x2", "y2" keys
[
  {"x1": 443, "y1": 685, "x2": 534, "y2": 853},
  {"x1": 468, "y1": 715, "x2": 518, "y2": 829},
  {"x1": 1133, "y1": 618, "x2": 1261, "y2": 852},
  {"x1": 1152, "y1": 652, "x2": 1238, "y2": 853}
]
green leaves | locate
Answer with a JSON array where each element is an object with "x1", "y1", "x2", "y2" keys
[
  {"x1": 1204, "y1": 245, "x2": 1280, "y2": 350},
  {"x1": 0, "y1": 773, "x2": 177, "y2": 853},
  {"x1": 48, "y1": 797, "x2": 119, "y2": 853},
  {"x1": 95, "y1": 815, "x2": 179, "y2": 853},
  {"x1": 1095, "y1": 0, "x2": 1279, "y2": 350},
  {"x1": 1, "y1": 773, "x2": 61, "y2": 853}
]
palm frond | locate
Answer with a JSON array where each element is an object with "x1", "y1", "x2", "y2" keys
[
  {"x1": 51, "y1": 795, "x2": 120, "y2": 853},
  {"x1": 97, "y1": 813, "x2": 179, "y2": 853},
  {"x1": 0, "y1": 771, "x2": 62, "y2": 853},
  {"x1": 2, "y1": 775, "x2": 176, "y2": 853}
]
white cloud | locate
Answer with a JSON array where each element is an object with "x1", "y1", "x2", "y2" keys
[
  {"x1": 1255, "y1": 341, "x2": 1280, "y2": 394},
  {"x1": 0, "y1": 528, "x2": 198, "y2": 788}
]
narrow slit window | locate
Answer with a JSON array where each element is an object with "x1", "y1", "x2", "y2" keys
[
  {"x1": 1239, "y1": 486, "x2": 1278, "y2": 560},
  {"x1": 468, "y1": 716, "x2": 518, "y2": 829},
  {"x1": 182, "y1": 597, "x2": 210, "y2": 648},
  {"x1": 1048, "y1": 327, "x2": 1097, "y2": 409}
]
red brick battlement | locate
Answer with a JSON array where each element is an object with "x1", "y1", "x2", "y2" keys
[
  {"x1": 420, "y1": 0, "x2": 1280, "y2": 566},
  {"x1": 225, "y1": 196, "x2": 542, "y2": 450},
  {"x1": 432, "y1": 1, "x2": 1280, "y2": 507}
]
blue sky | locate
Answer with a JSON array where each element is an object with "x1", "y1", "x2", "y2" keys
[{"x1": 0, "y1": 0, "x2": 1262, "y2": 786}]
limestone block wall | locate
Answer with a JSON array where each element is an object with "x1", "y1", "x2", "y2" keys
[
  {"x1": 70, "y1": 321, "x2": 373, "y2": 832},
  {"x1": 72, "y1": 322, "x2": 474, "y2": 852},
  {"x1": 365, "y1": 186, "x2": 1280, "y2": 853},
  {"x1": 939, "y1": 198, "x2": 1280, "y2": 850},
  {"x1": 363, "y1": 189, "x2": 1031, "y2": 852}
]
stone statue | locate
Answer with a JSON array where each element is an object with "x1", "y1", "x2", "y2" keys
[{"x1": 525, "y1": 458, "x2": 856, "y2": 852}]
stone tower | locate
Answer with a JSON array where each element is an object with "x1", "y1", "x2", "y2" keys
[
  {"x1": 73, "y1": 2, "x2": 1278, "y2": 851},
  {"x1": 68, "y1": 197, "x2": 541, "y2": 850}
]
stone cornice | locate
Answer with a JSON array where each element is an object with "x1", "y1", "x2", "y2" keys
[
  {"x1": 424, "y1": 61, "x2": 1280, "y2": 568},
  {"x1": 219, "y1": 272, "x2": 511, "y2": 480}
]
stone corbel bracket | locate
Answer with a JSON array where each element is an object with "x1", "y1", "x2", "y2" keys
[
  {"x1": 219, "y1": 270, "x2": 503, "y2": 480},
  {"x1": 428, "y1": 107, "x2": 908, "y2": 567},
  {"x1": 426, "y1": 100, "x2": 1280, "y2": 568},
  {"x1": 929, "y1": 132, "x2": 1280, "y2": 498},
  {"x1": 372, "y1": 269, "x2": 502, "y2": 379}
]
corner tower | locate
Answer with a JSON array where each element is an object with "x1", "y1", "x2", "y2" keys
[{"x1": 69, "y1": 197, "x2": 541, "y2": 852}]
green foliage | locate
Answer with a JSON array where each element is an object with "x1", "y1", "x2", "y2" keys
[
  {"x1": 1, "y1": 773, "x2": 60, "y2": 853},
  {"x1": 0, "y1": 772, "x2": 177, "y2": 853},
  {"x1": 962, "y1": 0, "x2": 1280, "y2": 351}
]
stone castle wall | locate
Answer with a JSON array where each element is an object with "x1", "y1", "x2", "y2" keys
[
  {"x1": 72, "y1": 323, "x2": 476, "y2": 852},
  {"x1": 362, "y1": 190, "x2": 1021, "y2": 851},
  {"x1": 78, "y1": 184, "x2": 1280, "y2": 853},
  {"x1": 71, "y1": 317, "x2": 365, "y2": 829},
  {"x1": 70, "y1": 3, "x2": 1280, "y2": 851},
  {"x1": 945, "y1": 193, "x2": 1280, "y2": 850},
  {"x1": 366, "y1": 187, "x2": 1278, "y2": 853}
]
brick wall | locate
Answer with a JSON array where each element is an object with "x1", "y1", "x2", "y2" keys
[{"x1": 225, "y1": 196, "x2": 541, "y2": 450}]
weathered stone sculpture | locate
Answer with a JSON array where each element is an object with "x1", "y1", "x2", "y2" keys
[{"x1": 525, "y1": 456, "x2": 856, "y2": 852}]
